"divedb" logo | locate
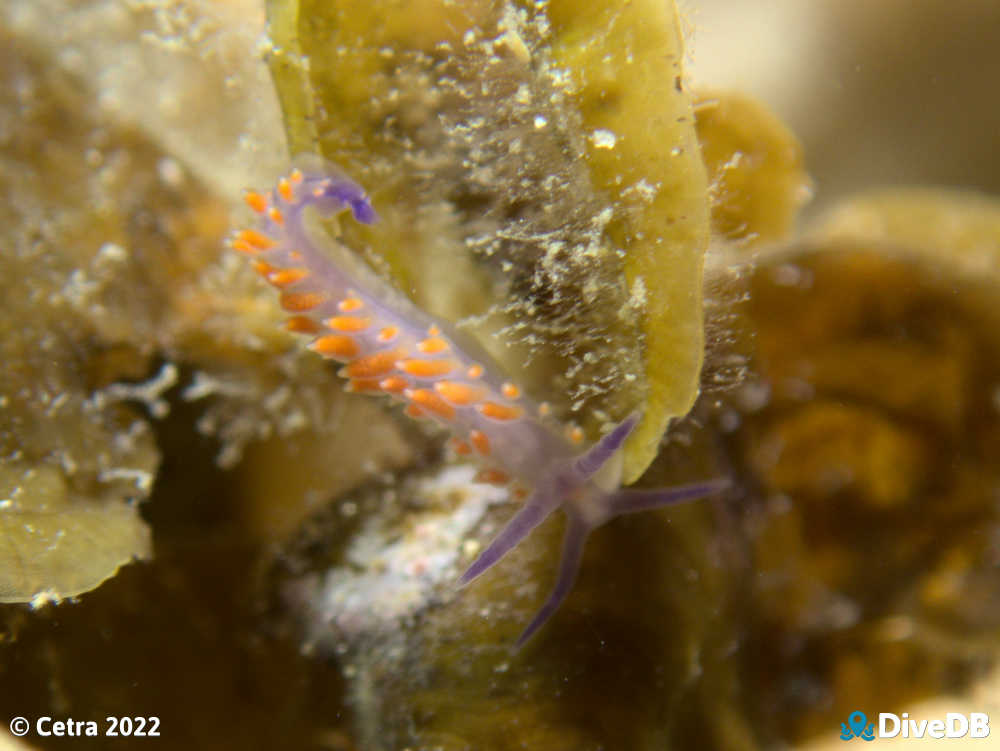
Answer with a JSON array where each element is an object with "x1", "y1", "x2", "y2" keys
[{"x1": 841, "y1": 711, "x2": 990, "y2": 741}]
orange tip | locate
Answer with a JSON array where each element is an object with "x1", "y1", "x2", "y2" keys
[
  {"x1": 326, "y1": 315, "x2": 371, "y2": 333},
  {"x1": 343, "y1": 349, "x2": 401, "y2": 379},
  {"x1": 377, "y1": 326, "x2": 399, "y2": 343},
  {"x1": 477, "y1": 402, "x2": 524, "y2": 422},
  {"x1": 474, "y1": 468, "x2": 510, "y2": 486},
  {"x1": 433, "y1": 381, "x2": 484, "y2": 406},
  {"x1": 398, "y1": 358, "x2": 455, "y2": 378},
  {"x1": 346, "y1": 379, "x2": 381, "y2": 393},
  {"x1": 286, "y1": 316, "x2": 321, "y2": 334},
  {"x1": 268, "y1": 268, "x2": 309, "y2": 288},
  {"x1": 237, "y1": 229, "x2": 275, "y2": 250},
  {"x1": 404, "y1": 388, "x2": 456, "y2": 420},
  {"x1": 309, "y1": 335, "x2": 359, "y2": 360},
  {"x1": 500, "y1": 382, "x2": 521, "y2": 400},
  {"x1": 243, "y1": 191, "x2": 268, "y2": 213},
  {"x1": 378, "y1": 375, "x2": 409, "y2": 394},
  {"x1": 450, "y1": 438, "x2": 473, "y2": 455},
  {"x1": 469, "y1": 429, "x2": 490, "y2": 456},
  {"x1": 280, "y1": 291, "x2": 326, "y2": 312},
  {"x1": 417, "y1": 337, "x2": 449, "y2": 354},
  {"x1": 337, "y1": 297, "x2": 365, "y2": 313}
]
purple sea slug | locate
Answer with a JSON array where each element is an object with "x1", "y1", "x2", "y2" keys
[{"x1": 232, "y1": 161, "x2": 727, "y2": 646}]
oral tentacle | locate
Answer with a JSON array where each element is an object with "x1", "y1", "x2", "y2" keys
[
  {"x1": 459, "y1": 489, "x2": 559, "y2": 586},
  {"x1": 608, "y1": 478, "x2": 730, "y2": 516},
  {"x1": 572, "y1": 413, "x2": 639, "y2": 479},
  {"x1": 514, "y1": 513, "x2": 591, "y2": 649}
]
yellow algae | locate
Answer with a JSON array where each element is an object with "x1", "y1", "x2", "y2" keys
[
  {"x1": 546, "y1": 0, "x2": 711, "y2": 481},
  {"x1": 0, "y1": 463, "x2": 151, "y2": 603},
  {"x1": 694, "y1": 90, "x2": 811, "y2": 246},
  {"x1": 267, "y1": 0, "x2": 711, "y2": 482}
]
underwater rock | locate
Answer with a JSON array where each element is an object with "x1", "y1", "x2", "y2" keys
[
  {"x1": 731, "y1": 194, "x2": 1000, "y2": 743},
  {"x1": 292, "y1": 466, "x2": 509, "y2": 646},
  {"x1": 285, "y1": 446, "x2": 753, "y2": 751},
  {"x1": 4, "y1": 0, "x2": 287, "y2": 196}
]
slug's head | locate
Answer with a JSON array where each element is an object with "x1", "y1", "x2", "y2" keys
[
  {"x1": 285, "y1": 155, "x2": 379, "y2": 225},
  {"x1": 459, "y1": 412, "x2": 730, "y2": 648},
  {"x1": 309, "y1": 178, "x2": 378, "y2": 225}
]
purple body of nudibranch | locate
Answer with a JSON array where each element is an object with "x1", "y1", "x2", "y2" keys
[{"x1": 232, "y1": 159, "x2": 727, "y2": 646}]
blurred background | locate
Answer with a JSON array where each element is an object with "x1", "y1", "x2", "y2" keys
[{"x1": 687, "y1": 0, "x2": 1000, "y2": 214}]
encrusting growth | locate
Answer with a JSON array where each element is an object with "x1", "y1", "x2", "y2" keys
[{"x1": 231, "y1": 159, "x2": 727, "y2": 646}]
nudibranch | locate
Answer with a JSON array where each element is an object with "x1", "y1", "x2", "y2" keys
[{"x1": 231, "y1": 161, "x2": 727, "y2": 646}]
